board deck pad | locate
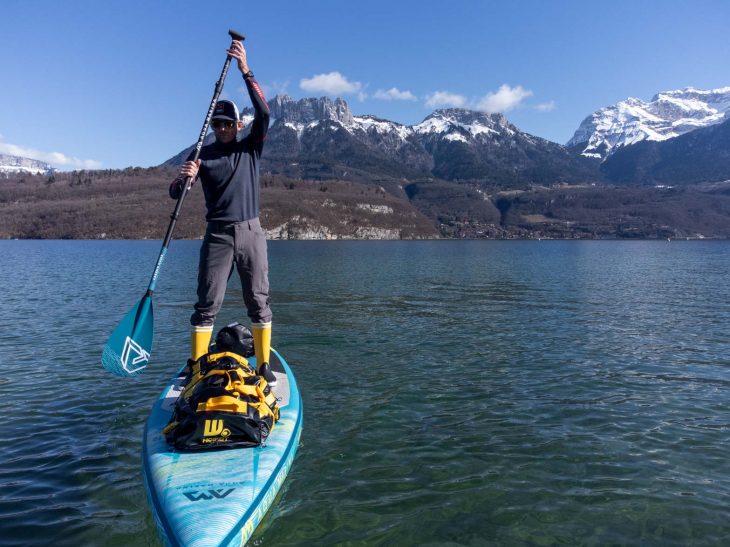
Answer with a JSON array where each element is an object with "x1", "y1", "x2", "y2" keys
[{"x1": 143, "y1": 349, "x2": 302, "y2": 546}]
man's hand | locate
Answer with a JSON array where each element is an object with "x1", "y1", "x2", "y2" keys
[
  {"x1": 170, "y1": 159, "x2": 200, "y2": 199},
  {"x1": 227, "y1": 40, "x2": 250, "y2": 75},
  {"x1": 180, "y1": 159, "x2": 201, "y2": 181}
]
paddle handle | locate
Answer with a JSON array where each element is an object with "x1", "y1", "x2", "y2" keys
[
  {"x1": 145, "y1": 30, "x2": 245, "y2": 296},
  {"x1": 228, "y1": 29, "x2": 245, "y2": 42}
]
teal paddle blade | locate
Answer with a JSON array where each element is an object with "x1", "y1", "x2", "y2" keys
[{"x1": 101, "y1": 296, "x2": 154, "y2": 377}]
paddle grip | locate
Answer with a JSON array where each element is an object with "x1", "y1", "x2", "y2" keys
[{"x1": 229, "y1": 29, "x2": 246, "y2": 42}]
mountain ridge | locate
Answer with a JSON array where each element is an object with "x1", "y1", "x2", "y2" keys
[
  {"x1": 166, "y1": 94, "x2": 599, "y2": 189},
  {"x1": 567, "y1": 86, "x2": 730, "y2": 161}
]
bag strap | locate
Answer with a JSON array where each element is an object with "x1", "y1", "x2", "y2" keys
[
  {"x1": 205, "y1": 351, "x2": 250, "y2": 368},
  {"x1": 180, "y1": 351, "x2": 252, "y2": 400}
]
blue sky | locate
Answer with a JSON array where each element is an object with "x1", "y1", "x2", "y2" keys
[{"x1": 1, "y1": 0, "x2": 729, "y2": 170}]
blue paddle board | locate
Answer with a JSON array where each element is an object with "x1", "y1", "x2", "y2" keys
[{"x1": 142, "y1": 348, "x2": 302, "y2": 546}]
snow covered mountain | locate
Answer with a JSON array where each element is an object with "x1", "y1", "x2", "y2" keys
[
  {"x1": 166, "y1": 95, "x2": 597, "y2": 187},
  {"x1": 408, "y1": 108, "x2": 596, "y2": 183},
  {"x1": 568, "y1": 87, "x2": 730, "y2": 160},
  {"x1": 601, "y1": 115, "x2": 730, "y2": 184},
  {"x1": 260, "y1": 96, "x2": 529, "y2": 156},
  {"x1": 0, "y1": 153, "x2": 54, "y2": 177}
]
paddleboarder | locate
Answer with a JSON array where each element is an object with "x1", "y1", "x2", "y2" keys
[{"x1": 169, "y1": 38, "x2": 275, "y2": 382}]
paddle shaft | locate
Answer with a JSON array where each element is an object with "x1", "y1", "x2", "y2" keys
[{"x1": 145, "y1": 29, "x2": 246, "y2": 298}]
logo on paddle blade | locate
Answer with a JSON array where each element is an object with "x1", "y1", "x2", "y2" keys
[
  {"x1": 183, "y1": 488, "x2": 236, "y2": 502},
  {"x1": 121, "y1": 336, "x2": 150, "y2": 374}
]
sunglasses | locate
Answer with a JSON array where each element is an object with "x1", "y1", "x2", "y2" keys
[{"x1": 212, "y1": 120, "x2": 236, "y2": 129}]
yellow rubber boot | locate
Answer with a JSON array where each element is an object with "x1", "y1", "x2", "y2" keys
[
  {"x1": 252, "y1": 322, "x2": 276, "y2": 384},
  {"x1": 252, "y1": 322, "x2": 272, "y2": 365},
  {"x1": 191, "y1": 325, "x2": 213, "y2": 361}
]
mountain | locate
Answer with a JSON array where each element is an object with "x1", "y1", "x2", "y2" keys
[
  {"x1": 165, "y1": 95, "x2": 599, "y2": 189},
  {"x1": 601, "y1": 115, "x2": 730, "y2": 185},
  {"x1": 260, "y1": 96, "x2": 432, "y2": 183},
  {"x1": 568, "y1": 87, "x2": 730, "y2": 160},
  {"x1": 412, "y1": 108, "x2": 597, "y2": 185},
  {"x1": 0, "y1": 153, "x2": 54, "y2": 177}
]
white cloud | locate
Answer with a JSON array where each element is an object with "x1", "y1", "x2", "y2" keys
[
  {"x1": 425, "y1": 91, "x2": 468, "y2": 109},
  {"x1": 535, "y1": 100, "x2": 556, "y2": 112},
  {"x1": 476, "y1": 84, "x2": 533, "y2": 113},
  {"x1": 300, "y1": 71, "x2": 363, "y2": 96},
  {"x1": 374, "y1": 87, "x2": 417, "y2": 101},
  {"x1": 0, "y1": 141, "x2": 102, "y2": 169}
]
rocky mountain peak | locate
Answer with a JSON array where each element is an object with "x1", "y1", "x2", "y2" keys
[
  {"x1": 428, "y1": 108, "x2": 510, "y2": 127},
  {"x1": 414, "y1": 108, "x2": 514, "y2": 143},
  {"x1": 265, "y1": 94, "x2": 354, "y2": 126}
]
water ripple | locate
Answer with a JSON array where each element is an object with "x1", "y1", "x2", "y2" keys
[{"x1": 3, "y1": 240, "x2": 730, "y2": 545}]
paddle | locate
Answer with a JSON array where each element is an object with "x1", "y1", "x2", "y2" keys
[{"x1": 102, "y1": 29, "x2": 246, "y2": 377}]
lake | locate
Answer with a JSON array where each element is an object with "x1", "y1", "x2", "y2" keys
[{"x1": 1, "y1": 240, "x2": 729, "y2": 545}]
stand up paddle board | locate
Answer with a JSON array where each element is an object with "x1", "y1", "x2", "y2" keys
[{"x1": 143, "y1": 348, "x2": 302, "y2": 546}]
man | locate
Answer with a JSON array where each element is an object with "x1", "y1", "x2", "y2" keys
[{"x1": 169, "y1": 38, "x2": 274, "y2": 383}]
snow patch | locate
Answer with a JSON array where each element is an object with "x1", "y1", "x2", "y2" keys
[
  {"x1": 445, "y1": 133, "x2": 468, "y2": 143},
  {"x1": 357, "y1": 203, "x2": 393, "y2": 214},
  {"x1": 352, "y1": 116, "x2": 413, "y2": 140}
]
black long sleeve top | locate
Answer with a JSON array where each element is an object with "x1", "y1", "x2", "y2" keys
[{"x1": 170, "y1": 73, "x2": 270, "y2": 222}]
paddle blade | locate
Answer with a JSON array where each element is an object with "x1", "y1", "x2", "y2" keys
[{"x1": 101, "y1": 296, "x2": 154, "y2": 377}]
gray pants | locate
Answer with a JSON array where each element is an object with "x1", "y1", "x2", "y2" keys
[{"x1": 191, "y1": 218, "x2": 272, "y2": 327}]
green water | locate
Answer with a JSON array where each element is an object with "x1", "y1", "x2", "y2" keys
[{"x1": 1, "y1": 240, "x2": 729, "y2": 546}]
